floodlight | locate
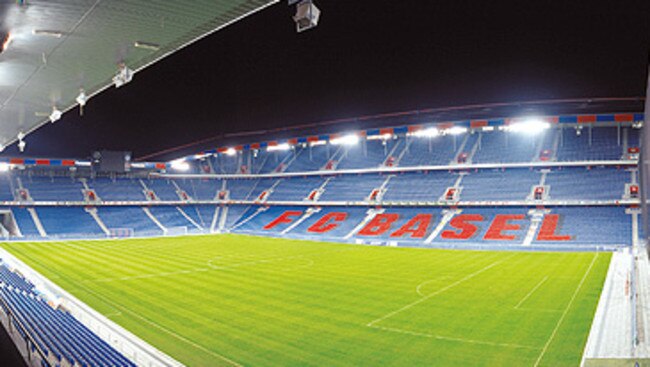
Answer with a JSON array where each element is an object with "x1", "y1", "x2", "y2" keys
[
  {"x1": 446, "y1": 126, "x2": 468, "y2": 135},
  {"x1": 170, "y1": 159, "x2": 190, "y2": 171},
  {"x1": 292, "y1": 0, "x2": 320, "y2": 33},
  {"x1": 76, "y1": 90, "x2": 87, "y2": 107},
  {"x1": 0, "y1": 163, "x2": 9, "y2": 172},
  {"x1": 17, "y1": 139, "x2": 25, "y2": 152},
  {"x1": 50, "y1": 107, "x2": 62, "y2": 123},
  {"x1": 17, "y1": 132, "x2": 25, "y2": 140},
  {"x1": 367, "y1": 133, "x2": 392, "y2": 141},
  {"x1": 32, "y1": 30, "x2": 64, "y2": 38},
  {"x1": 309, "y1": 140, "x2": 327, "y2": 147},
  {"x1": 507, "y1": 118, "x2": 549, "y2": 134},
  {"x1": 113, "y1": 63, "x2": 134, "y2": 88},
  {"x1": 134, "y1": 41, "x2": 161, "y2": 51},
  {"x1": 0, "y1": 144, "x2": 3, "y2": 152},
  {"x1": 267, "y1": 143, "x2": 291, "y2": 152},
  {"x1": 331, "y1": 135, "x2": 359, "y2": 146},
  {"x1": 193, "y1": 153, "x2": 211, "y2": 160},
  {"x1": 225, "y1": 147, "x2": 237, "y2": 156},
  {"x1": 411, "y1": 128, "x2": 439, "y2": 138}
]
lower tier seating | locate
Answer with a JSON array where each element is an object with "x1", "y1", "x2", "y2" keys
[
  {"x1": 0, "y1": 265, "x2": 135, "y2": 367},
  {"x1": 229, "y1": 205, "x2": 632, "y2": 249}
]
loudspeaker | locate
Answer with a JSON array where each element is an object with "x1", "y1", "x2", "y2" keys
[{"x1": 293, "y1": 0, "x2": 320, "y2": 33}]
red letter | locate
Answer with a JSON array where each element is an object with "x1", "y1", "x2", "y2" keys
[
  {"x1": 263, "y1": 210, "x2": 303, "y2": 230},
  {"x1": 307, "y1": 212, "x2": 348, "y2": 233},
  {"x1": 441, "y1": 214, "x2": 483, "y2": 239},
  {"x1": 484, "y1": 214, "x2": 525, "y2": 241},
  {"x1": 358, "y1": 213, "x2": 399, "y2": 236},
  {"x1": 390, "y1": 214, "x2": 432, "y2": 238},
  {"x1": 536, "y1": 214, "x2": 572, "y2": 241}
]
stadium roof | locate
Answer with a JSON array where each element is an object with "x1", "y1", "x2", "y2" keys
[{"x1": 0, "y1": 0, "x2": 277, "y2": 150}]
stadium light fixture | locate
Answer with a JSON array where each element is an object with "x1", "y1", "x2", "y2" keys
[
  {"x1": 17, "y1": 139, "x2": 26, "y2": 153},
  {"x1": 411, "y1": 127, "x2": 439, "y2": 138},
  {"x1": 32, "y1": 29, "x2": 64, "y2": 38},
  {"x1": 291, "y1": 0, "x2": 320, "y2": 33},
  {"x1": 507, "y1": 118, "x2": 549, "y2": 134},
  {"x1": 224, "y1": 147, "x2": 237, "y2": 156},
  {"x1": 446, "y1": 126, "x2": 468, "y2": 135},
  {"x1": 49, "y1": 107, "x2": 62, "y2": 123},
  {"x1": 76, "y1": 90, "x2": 87, "y2": 107},
  {"x1": 193, "y1": 153, "x2": 212, "y2": 160},
  {"x1": 267, "y1": 143, "x2": 291, "y2": 152},
  {"x1": 113, "y1": 63, "x2": 134, "y2": 88},
  {"x1": 0, "y1": 162, "x2": 9, "y2": 172},
  {"x1": 330, "y1": 134, "x2": 359, "y2": 146},
  {"x1": 368, "y1": 133, "x2": 392, "y2": 141},
  {"x1": 309, "y1": 140, "x2": 327, "y2": 147},
  {"x1": 170, "y1": 159, "x2": 190, "y2": 171}
]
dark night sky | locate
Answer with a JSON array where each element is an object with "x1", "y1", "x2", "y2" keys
[{"x1": 6, "y1": 0, "x2": 649, "y2": 161}]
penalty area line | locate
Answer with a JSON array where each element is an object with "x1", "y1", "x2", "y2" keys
[{"x1": 367, "y1": 255, "x2": 514, "y2": 327}]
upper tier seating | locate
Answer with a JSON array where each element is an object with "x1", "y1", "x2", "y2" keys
[
  {"x1": 318, "y1": 174, "x2": 387, "y2": 201},
  {"x1": 89, "y1": 178, "x2": 144, "y2": 201},
  {"x1": 472, "y1": 132, "x2": 540, "y2": 163},
  {"x1": 383, "y1": 171, "x2": 457, "y2": 202},
  {"x1": 227, "y1": 178, "x2": 271, "y2": 200},
  {"x1": 211, "y1": 154, "x2": 240, "y2": 174},
  {"x1": 285, "y1": 145, "x2": 331, "y2": 172},
  {"x1": 398, "y1": 135, "x2": 458, "y2": 167},
  {"x1": 174, "y1": 179, "x2": 220, "y2": 200},
  {"x1": 21, "y1": 177, "x2": 84, "y2": 201},
  {"x1": 145, "y1": 179, "x2": 179, "y2": 201},
  {"x1": 0, "y1": 176, "x2": 14, "y2": 201},
  {"x1": 269, "y1": 177, "x2": 326, "y2": 201},
  {"x1": 545, "y1": 167, "x2": 629, "y2": 201},
  {"x1": 460, "y1": 169, "x2": 541, "y2": 201},
  {"x1": 251, "y1": 150, "x2": 293, "y2": 174},
  {"x1": 336, "y1": 139, "x2": 395, "y2": 169},
  {"x1": 556, "y1": 127, "x2": 622, "y2": 161}
]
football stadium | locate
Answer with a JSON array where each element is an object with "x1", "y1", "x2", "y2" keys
[{"x1": 0, "y1": 1, "x2": 648, "y2": 367}]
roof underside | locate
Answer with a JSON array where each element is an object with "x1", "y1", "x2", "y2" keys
[{"x1": 0, "y1": 0, "x2": 277, "y2": 149}]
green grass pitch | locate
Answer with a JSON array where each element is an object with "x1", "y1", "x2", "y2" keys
[{"x1": 1, "y1": 235, "x2": 611, "y2": 367}]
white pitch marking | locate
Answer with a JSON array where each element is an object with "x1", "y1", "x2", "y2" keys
[
  {"x1": 367, "y1": 256, "x2": 512, "y2": 327},
  {"x1": 514, "y1": 276, "x2": 549, "y2": 309},
  {"x1": 370, "y1": 325, "x2": 539, "y2": 350},
  {"x1": 533, "y1": 253, "x2": 599, "y2": 367},
  {"x1": 73, "y1": 279, "x2": 244, "y2": 367},
  {"x1": 415, "y1": 276, "x2": 451, "y2": 297}
]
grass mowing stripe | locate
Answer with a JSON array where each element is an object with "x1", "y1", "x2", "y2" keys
[
  {"x1": 367, "y1": 255, "x2": 514, "y2": 327},
  {"x1": 533, "y1": 252, "x2": 599, "y2": 367}
]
